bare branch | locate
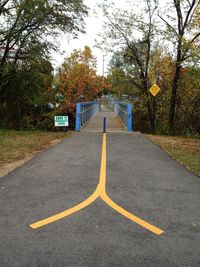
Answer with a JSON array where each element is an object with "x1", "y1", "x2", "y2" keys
[
  {"x1": 158, "y1": 11, "x2": 178, "y2": 36},
  {"x1": 129, "y1": 78, "x2": 143, "y2": 90},
  {"x1": 0, "y1": 0, "x2": 10, "y2": 15},
  {"x1": 187, "y1": 0, "x2": 200, "y2": 26},
  {"x1": 106, "y1": 16, "x2": 145, "y2": 74},
  {"x1": 183, "y1": 0, "x2": 196, "y2": 30},
  {"x1": 182, "y1": 32, "x2": 200, "y2": 60},
  {"x1": 186, "y1": 0, "x2": 192, "y2": 8}
]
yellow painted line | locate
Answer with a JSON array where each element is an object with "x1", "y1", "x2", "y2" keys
[
  {"x1": 30, "y1": 133, "x2": 164, "y2": 235},
  {"x1": 101, "y1": 192, "x2": 164, "y2": 235},
  {"x1": 29, "y1": 134, "x2": 106, "y2": 229},
  {"x1": 30, "y1": 187, "x2": 100, "y2": 229},
  {"x1": 99, "y1": 134, "x2": 164, "y2": 235}
]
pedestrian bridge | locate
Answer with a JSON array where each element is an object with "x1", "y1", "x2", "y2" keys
[{"x1": 75, "y1": 101, "x2": 133, "y2": 132}]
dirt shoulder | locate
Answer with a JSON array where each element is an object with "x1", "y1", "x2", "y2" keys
[
  {"x1": 0, "y1": 130, "x2": 70, "y2": 177},
  {"x1": 147, "y1": 134, "x2": 200, "y2": 176}
]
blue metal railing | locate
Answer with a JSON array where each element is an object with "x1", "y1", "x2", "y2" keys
[
  {"x1": 75, "y1": 101, "x2": 100, "y2": 131},
  {"x1": 114, "y1": 102, "x2": 133, "y2": 132}
]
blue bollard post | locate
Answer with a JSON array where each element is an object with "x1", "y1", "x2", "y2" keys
[{"x1": 103, "y1": 116, "x2": 106, "y2": 133}]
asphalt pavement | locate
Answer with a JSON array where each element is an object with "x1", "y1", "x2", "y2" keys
[{"x1": 0, "y1": 132, "x2": 200, "y2": 267}]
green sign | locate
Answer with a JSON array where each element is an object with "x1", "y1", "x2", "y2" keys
[{"x1": 54, "y1": 116, "x2": 69, "y2": 127}]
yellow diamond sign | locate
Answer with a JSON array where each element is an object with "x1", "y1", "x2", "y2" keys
[{"x1": 149, "y1": 84, "x2": 161, "y2": 97}]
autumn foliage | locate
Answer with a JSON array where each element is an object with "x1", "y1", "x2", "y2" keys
[{"x1": 60, "y1": 46, "x2": 102, "y2": 116}]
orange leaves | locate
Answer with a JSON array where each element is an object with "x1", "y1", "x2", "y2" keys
[{"x1": 60, "y1": 46, "x2": 101, "y2": 114}]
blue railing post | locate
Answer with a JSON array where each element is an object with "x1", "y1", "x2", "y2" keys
[
  {"x1": 75, "y1": 101, "x2": 100, "y2": 131},
  {"x1": 127, "y1": 103, "x2": 133, "y2": 132},
  {"x1": 75, "y1": 103, "x2": 81, "y2": 131},
  {"x1": 114, "y1": 101, "x2": 133, "y2": 132}
]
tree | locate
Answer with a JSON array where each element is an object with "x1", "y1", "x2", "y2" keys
[
  {"x1": 158, "y1": 0, "x2": 200, "y2": 134},
  {"x1": 60, "y1": 46, "x2": 102, "y2": 116},
  {"x1": 108, "y1": 52, "x2": 140, "y2": 98},
  {"x1": 0, "y1": 0, "x2": 88, "y2": 129},
  {"x1": 176, "y1": 67, "x2": 200, "y2": 134},
  {"x1": 0, "y1": 57, "x2": 54, "y2": 128},
  {"x1": 0, "y1": 0, "x2": 87, "y2": 74}
]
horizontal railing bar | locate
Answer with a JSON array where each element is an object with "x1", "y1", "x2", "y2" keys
[
  {"x1": 79, "y1": 101, "x2": 98, "y2": 106},
  {"x1": 117, "y1": 102, "x2": 128, "y2": 107},
  {"x1": 114, "y1": 101, "x2": 133, "y2": 132},
  {"x1": 118, "y1": 107, "x2": 128, "y2": 115},
  {"x1": 75, "y1": 101, "x2": 100, "y2": 131},
  {"x1": 79, "y1": 105, "x2": 98, "y2": 114}
]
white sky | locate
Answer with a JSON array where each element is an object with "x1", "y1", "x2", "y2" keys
[
  {"x1": 52, "y1": 0, "x2": 132, "y2": 75},
  {"x1": 52, "y1": 0, "x2": 169, "y2": 74}
]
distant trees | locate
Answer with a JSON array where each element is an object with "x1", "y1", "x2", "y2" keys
[
  {"x1": 108, "y1": 52, "x2": 137, "y2": 99},
  {"x1": 59, "y1": 46, "x2": 103, "y2": 117}
]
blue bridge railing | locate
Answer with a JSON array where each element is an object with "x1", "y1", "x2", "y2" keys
[
  {"x1": 114, "y1": 102, "x2": 133, "y2": 132},
  {"x1": 75, "y1": 101, "x2": 100, "y2": 131}
]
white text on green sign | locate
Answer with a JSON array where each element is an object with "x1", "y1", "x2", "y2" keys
[{"x1": 54, "y1": 116, "x2": 69, "y2": 127}]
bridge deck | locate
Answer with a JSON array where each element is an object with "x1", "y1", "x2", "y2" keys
[{"x1": 82, "y1": 106, "x2": 126, "y2": 132}]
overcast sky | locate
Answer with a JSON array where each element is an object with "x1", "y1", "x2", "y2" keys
[
  {"x1": 52, "y1": 0, "x2": 169, "y2": 74},
  {"x1": 52, "y1": 0, "x2": 132, "y2": 75}
]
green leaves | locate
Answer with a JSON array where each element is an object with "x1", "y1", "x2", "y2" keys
[
  {"x1": 0, "y1": 0, "x2": 88, "y2": 129},
  {"x1": 0, "y1": 0, "x2": 88, "y2": 66}
]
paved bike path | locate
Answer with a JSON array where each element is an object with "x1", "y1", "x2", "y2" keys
[{"x1": 0, "y1": 133, "x2": 200, "y2": 266}]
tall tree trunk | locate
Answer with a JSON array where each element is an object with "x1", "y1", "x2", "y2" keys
[
  {"x1": 169, "y1": 64, "x2": 181, "y2": 135},
  {"x1": 152, "y1": 96, "x2": 156, "y2": 134},
  {"x1": 144, "y1": 81, "x2": 155, "y2": 133},
  {"x1": 149, "y1": 101, "x2": 155, "y2": 133},
  {"x1": 169, "y1": 40, "x2": 182, "y2": 135}
]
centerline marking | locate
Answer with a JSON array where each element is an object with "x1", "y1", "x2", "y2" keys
[{"x1": 30, "y1": 134, "x2": 164, "y2": 235}]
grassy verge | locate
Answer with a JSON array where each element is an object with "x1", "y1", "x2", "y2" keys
[
  {"x1": 0, "y1": 129, "x2": 68, "y2": 163},
  {"x1": 147, "y1": 135, "x2": 200, "y2": 177}
]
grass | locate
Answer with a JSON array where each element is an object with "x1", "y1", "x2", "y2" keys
[
  {"x1": 147, "y1": 134, "x2": 200, "y2": 176},
  {"x1": 0, "y1": 129, "x2": 68, "y2": 163}
]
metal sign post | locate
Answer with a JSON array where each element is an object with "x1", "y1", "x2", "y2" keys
[{"x1": 149, "y1": 83, "x2": 161, "y2": 133}]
